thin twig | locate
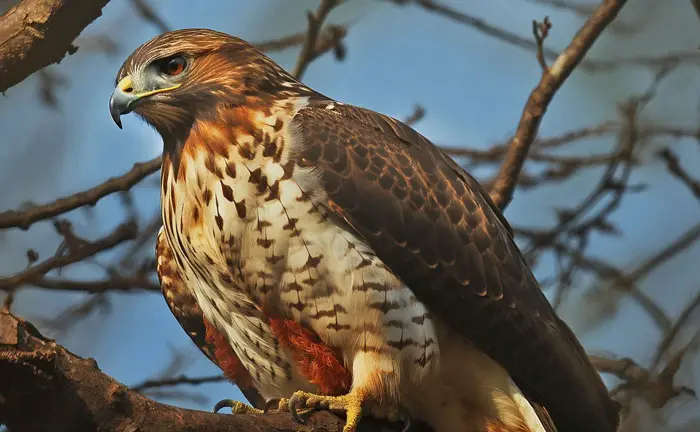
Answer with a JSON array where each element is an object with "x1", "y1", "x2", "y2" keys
[
  {"x1": 628, "y1": 222, "x2": 700, "y2": 283},
  {"x1": 403, "y1": 105, "x2": 426, "y2": 126},
  {"x1": 399, "y1": 0, "x2": 561, "y2": 63},
  {"x1": 0, "y1": 222, "x2": 138, "y2": 290},
  {"x1": 590, "y1": 354, "x2": 650, "y2": 382},
  {"x1": 31, "y1": 274, "x2": 159, "y2": 293},
  {"x1": 0, "y1": 157, "x2": 160, "y2": 230},
  {"x1": 692, "y1": 0, "x2": 700, "y2": 22},
  {"x1": 533, "y1": 17, "x2": 552, "y2": 71},
  {"x1": 657, "y1": 148, "x2": 700, "y2": 201},
  {"x1": 490, "y1": 0, "x2": 629, "y2": 210},
  {"x1": 399, "y1": 0, "x2": 699, "y2": 72},
  {"x1": 652, "y1": 290, "x2": 700, "y2": 368},
  {"x1": 131, "y1": 374, "x2": 227, "y2": 392},
  {"x1": 256, "y1": 25, "x2": 347, "y2": 54},
  {"x1": 129, "y1": 0, "x2": 168, "y2": 33},
  {"x1": 292, "y1": 0, "x2": 343, "y2": 79}
]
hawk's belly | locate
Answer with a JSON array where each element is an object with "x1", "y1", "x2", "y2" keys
[{"x1": 162, "y1": 148, "x2": 440, "y2": 400}]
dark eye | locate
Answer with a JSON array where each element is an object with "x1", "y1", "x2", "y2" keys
[{"x1": 159, "y1": 56, "x2": 187, "y2": 76}]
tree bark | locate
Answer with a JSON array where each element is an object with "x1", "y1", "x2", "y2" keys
[
  {"x1": 0, "y1": 0, "x2": 111, "y2": 93},
  {"x1": 0, "y1": 309, "x2": 426, "y2": 431}
]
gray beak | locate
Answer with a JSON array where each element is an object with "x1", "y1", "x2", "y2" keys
[{"x1": 109, "y1": 76, "x2": 139, "y2": 129}]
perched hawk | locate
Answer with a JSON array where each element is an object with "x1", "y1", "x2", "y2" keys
[{"x1": 110, "y1": 29, "x2": 620, "y2": 432}]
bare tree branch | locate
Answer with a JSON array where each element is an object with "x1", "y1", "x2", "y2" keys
[
  {"x1": 393, "y1": 0, "x2": 562, "y2": 63},
  {"x1": 293, "y1": 0, "x2": 343, "y2": 79},
  {"x1": 590, "y1": 355, "x2": 650, "y2": 382},
  {"x1": 0, "y1": 157, "x2": 161, "y2": 230},
  {"x1": 0, "y1": 221, "x2": 138, "y2": 291},
  {"x1": 0, "y1": 0, "x2": 111, "y2": 93},
  {"x1": 257, "y1": 25, "x2": 347, "y2": 54},
  {"x1": 132, "y1": 374, "x2": 228, "y2": 392},
  {"x1": 30, "y1": 274, "x2": 160, "y2": 293},
  {"x1": 490, "y1": 0, "x2": 628, "y2": 210},
  {"x1": 129, "y1": 0, "x2": 169, "y2": 33},
  {"x1": 657, "y1": 148, "x2": 700, "y2": 201},
  {"x1": 692, "y1": 0, "x2": 700, "y2": 22}
]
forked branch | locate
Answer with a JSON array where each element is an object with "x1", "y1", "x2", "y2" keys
[{"x1": 489, "y1": 0, "x2": 629, "y2": 210}]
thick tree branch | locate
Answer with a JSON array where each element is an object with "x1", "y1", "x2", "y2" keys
[
  {"x1": 0, "y1": 310, "x2": 422, "y2": 432},
  {"x1": 0, "y1": 0, "x2": 110, "y2": 93},
  {"x1": 490, "y1": 0, "x2": 628, "y2": 210}
]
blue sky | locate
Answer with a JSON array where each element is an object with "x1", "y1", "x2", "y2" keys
[{"x1": 1, "y1": 0, "x2": 700, "y2": 426}]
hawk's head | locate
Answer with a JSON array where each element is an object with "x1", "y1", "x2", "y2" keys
[{"x1": 109, "y1": 29, "x2": 294, "y2": 137}]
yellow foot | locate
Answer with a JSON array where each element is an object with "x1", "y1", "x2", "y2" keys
[
  {"x1": 212, "y1": 399, "x2": 263, "y2": 414},
  {"x1": 288, "y1": 391, "x2": 364, "y2": 432}
]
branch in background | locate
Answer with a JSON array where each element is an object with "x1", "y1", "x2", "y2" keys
[
  {"x1": 132, "y1": 374, "x2": 228, "y2": 392},
  {"x1": 37, "y1": 292, "x2": 111, "y2": 334},
  {"x1": 612, "y1": 346, "x2": 696, "y2": 410},
  {"x1": 523, "y1": 0, "x2": 636, "y2": 36},
  {"x1": 129, "y1": 0, "x2": 169, "y2": 33},
  {"x1": 257, "y1": 25, "x2": 348, "y2": 55},
  {"x1": 0, "y1": 310, "x2": 427, "y2": 432},
  {"x1": 537, "y1": 102, "x2": 640, "y2": 309},
  {"x1": 394, "y1": 0, "x2": 562, "y2": 63},
  {"x1": 553, "y1": 220, "x2": 700, "y2": 331},
  {"x1": 0, "y1": 157, "x2": 161, "y2": 230},
  {"x1": 592, "y1": 348, "x2": 696, "y2": 412},
  {"x1": 692, "y1": 0, "x2": 700, "y2": 22},
  {"x1": 525, "y1": 0, "x2": 598, "y2": 16},
  {"x1": 0, "y1": 0, "x2": 111, "y2": 93},
  {"x1": 403, "y1": 105, "x2": 426, "y2": 126},
  {"x1": 657, "y1": 148, "x2": 700, "y2": 201},
  {"x1": 585, "y1": 51, "x2": 700, "y2": 72},
  {"x1": 490, "y1": 0, "x2": 628, "y2": 210},
  {"x1": 591, "y1": 355, "x2": 650, "y2": 382},
  {"x1": 293, "y1": 0, "x2": 344, "y2": 79},
  {"x1": 0, "y1": 221, "x2": 138, "y2": 291},
  {"x1": 444, "y1": 122, "x2": 700, "y2": 167},
  {"x1": 394, "y1": 0, "x2": 694, "y2": 72},
  {"x1": 31, "y1": 274, "x2": 160, "y2": 293},
  {"x1": 652, "y1": 290, "x2": 700, "y2": 368}
]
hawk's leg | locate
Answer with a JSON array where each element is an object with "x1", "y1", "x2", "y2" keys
[
  {"x1": 288, "y1": 390, "x2": 411, "y2": 432},
  {"x1": 289, "y1": 390, "x2": 364, "y2": 432},
  {"x1": 287, "y1": 351, "x2": 406, "y2": 432}
]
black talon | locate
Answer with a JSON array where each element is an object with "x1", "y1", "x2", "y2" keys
[
  {"x1": 213, "y1": 399, "x2": 237, "y2": 413},
  {"x1": 288, "y1": 394, "x2": 307, "y2": 424},
  {"x1": 399, "y1": 408, "x2": 412, "y2": 432},
  {"x1": 264, "y1": 398, "x2": 281, "y2": 413}
]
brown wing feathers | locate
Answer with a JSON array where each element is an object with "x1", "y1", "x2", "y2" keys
[{"x1": 292, "y1": 101, "x2": 620, "y2": 432}]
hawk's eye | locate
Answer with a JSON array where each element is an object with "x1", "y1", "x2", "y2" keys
[{"x1": 159, "y1": 56, "x2": 187, "y2": 76}]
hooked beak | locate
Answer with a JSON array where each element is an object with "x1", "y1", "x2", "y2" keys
[
  {"x1": 109, "y1": 76, "x2": 181, "y2": 129},
  {"x1": 110, "y1": 76, "x2": 137, "y2": 129}
]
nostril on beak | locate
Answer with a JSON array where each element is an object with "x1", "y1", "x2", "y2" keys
[{"x1": 123, "y1": 86, "x2": 134, "y2": 93}]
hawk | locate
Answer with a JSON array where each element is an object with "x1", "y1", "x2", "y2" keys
[{"x1": 110, "y1": 29, "x2": 620, "y2": 432}]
